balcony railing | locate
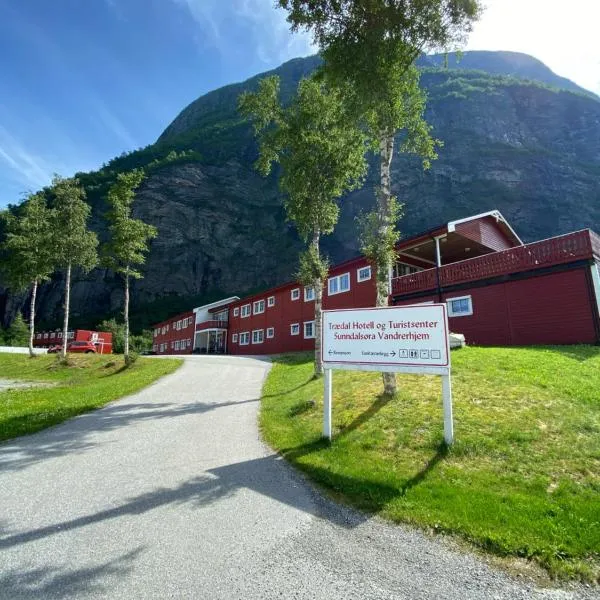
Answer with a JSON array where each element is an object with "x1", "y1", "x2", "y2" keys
[
  {"x1": 196, "y1": 319, "x2": 229, "y2": 332},
  {"x1": 392, "y1": 229, "x2": 596, "y2": 297}
]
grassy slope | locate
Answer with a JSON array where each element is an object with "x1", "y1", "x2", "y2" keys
[
  {"x1": 0, "y1": 354, "x2": 182, "y2": 442},
  {"x1": 261, "y1": 346, "x2": 600, "y2": 582}
]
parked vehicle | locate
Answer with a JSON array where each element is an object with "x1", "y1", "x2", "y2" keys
[{"x1": 47, "y1": 341, "x2": 97, "y2": 354}]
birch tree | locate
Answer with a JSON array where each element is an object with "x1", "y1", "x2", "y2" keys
[
  {"x1": 278, "y1": 0, "x2": 481, "y2": 394},
  {"x1": 1, "y1": 193, "x2": 55, "y2": 356},
  {"x1": 239, "y1": 76, "x2": 368, "y2": 375},
  {"x1": 51, "y1": 176, "x2": 98, "y2": 359},
  {"x1": 103, "y1": 169, "x2": 157, "y2": 364}
]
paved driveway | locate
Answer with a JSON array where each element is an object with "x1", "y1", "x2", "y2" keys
[{"x1": 0, "y1": 356, "x2": 593, "y2": 599}]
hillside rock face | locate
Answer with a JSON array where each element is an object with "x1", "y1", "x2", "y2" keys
[{"x1": 1, "y1": 52, "x2": 599, "y2": 330}]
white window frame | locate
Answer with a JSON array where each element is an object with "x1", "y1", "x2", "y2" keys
[
  {"x1": 267, "y1": 296, "x2": 275, "y2": 307},
  {"x1": 233, "y1": 307, "x2": 239, "y2": 317},
  {"x1": 357, "y1": 265, "x2": 372, "y2": 282},
  {"x1": 266, "y1": 327, "x2": 275, "y2": 339},
  {"x1": 252, "y1": 329, "x2": 264, "y2": 344},
  {"x1": 187, "y1": 339, "x2": 192, "y2": 348},
  {"x1": 328, "y1": 272, "x2": 351, "y2": 296},
  {"x1": 241, "y1": 304, "x2": 251, "y2": 318},
  {"x1": 304, "y1": 286, "x2": 315, "y2": 302},
  {"x1": 304, "y1": 320, "x2": 315, "y2": 339},
  {"x1": 447, "y1": 295, "x2": 473, "y2": 317},
  {"x1": 291, "y1": 288, "x2": 300, "y2": 301},
  {"x1": 253, "y1": 299, "x2": 265, "y2": 315},
  {"x1": 232, "y1": 333, "x2": 238, "y2": 343},
  {"x1": 290, "y1": 323, "x2": 300, "y2": 336},
  {"x1": 239, "y1": 332, "x2": 250, "y2": 346}
]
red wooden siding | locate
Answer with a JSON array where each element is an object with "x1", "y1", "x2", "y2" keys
[
  {"x1": 152, "y1": 310, "x2": 195, "y2": 354},
  {"x1": 227, "y1": 257, "x2": 377, "y2": 355},
  {"x1": 394, "y1": 268, "x2": 598, "y2": 345},
  {"x1": 393, "y1": 230, "x2": 596, "y2": 296},
  {"x1": 454, "y1": 215, "x2": 515, "y2": 252}
]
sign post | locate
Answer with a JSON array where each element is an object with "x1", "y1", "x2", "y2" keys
[{"x1": 321, "y1": 304, "x2": 453, "y2": 444}]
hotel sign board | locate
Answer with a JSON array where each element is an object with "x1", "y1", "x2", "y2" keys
[
  {"x1": 321, "y1": 305, "x2": 453, "y2": 444},
  {"x1": 322, "y1": 305, "x2": 449, "y2": 372}
]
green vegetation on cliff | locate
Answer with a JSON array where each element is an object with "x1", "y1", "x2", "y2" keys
[{"x1": 1, "y1": 51, "x2": 599, "y2": 332}]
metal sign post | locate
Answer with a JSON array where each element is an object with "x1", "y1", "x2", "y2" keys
[{"x1": 321, "y1": 304, "x2": 453, "y2": 444}]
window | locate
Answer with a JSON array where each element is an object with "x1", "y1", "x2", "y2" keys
[
  {"x1": 58, "y1": 332, "x2": 63, "y2": 339},
  {"x1": 304, "y1": 286, "x2": 315, "y2": 302},
  {"x1": 161, "y1": 326, "x2": 166, "y2": 335},
  {"x1": 177, "y1": 320, "x2": 182, "y2": 330},
  {"x1": 36, "y1": 333, "x2": 41, "y2": 339},
  {"x1": 43, "y1": 333, "x2": 48, "y2": 339},
  {"x1": 175, "y1": 341, "x2": 180, "y2": 350},
  {"x1": 290, "y1": 323, "x2": 300, "y2": 336},
  {"x1": 253, "y1": 299, "x2": 265, "y2": 315},
  {"x1": 304, "y1": 321, "x2": 315, "y2": 339},
  {"x1": 233, "y1": 307, "x2": 240, "y2": 317},
  {"x1": 252, "y1": 329, "x2": 264, "y2": 344},
  {"x1": 166, "y1": 325, "x2": 169, "y2": 332},
  {"x1": 239, "y1": 332, "x2": 250, "y2": 346},
  {"x1": 393, "y1": 262, "x2": 421, "y2": 278},
  {"x1": 447, "y1": 295, "x2": 473, "y2": 317},
  {"x1": 241, "y1": 304, "x2": 251, "y2": 318},
  {"x1": 357, "y1": 266, "x2": 372, "y2": 282},
  {"x1": 266, "y1": 327, "x2": 275, "y2": 339},
  {"x1": 232, "y1": 333, "x2": 238, "y2": 343},
  {"x1": 291, "y1": 288, "x2": 300, "y2": 301},
  {"x1": 328, "y1": 272, "x2": 350, "y2": 295},
  {"x1": 267, "y1": 296, "x2": 275, "y2": 307}
]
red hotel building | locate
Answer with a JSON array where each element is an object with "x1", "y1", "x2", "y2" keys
[
  {"x1": 152, "y1": 210, "x2": 600, "y2": 355},
  {"x1": 33, "y1": 329, "x2": 113, "y2": 354}
]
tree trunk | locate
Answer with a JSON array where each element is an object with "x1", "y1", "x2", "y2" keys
[
  {"x1": 61, "y1": 263, "x2": 71, "y2": 359},
  {"x1": 28, "y1": 280, "x2": 37, "y2": 358},
  {"x1": 378, "y1": 131, "x2": 397, "y2": 395},
  {"x1": 124, "y1": 270, "x2": 130, "y2": 362},
  {"x1": 312, "y1": 227, "x2": 324, "y2": 377}
]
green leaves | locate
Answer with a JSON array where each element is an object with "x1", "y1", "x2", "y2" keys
[
  {"x1": 51, "y1": 175, "x2": 98, "y2": 274},
  {"x1": 239, "y1": 75, "x2": 368, "y2": 241},
  {"x1": 103, "y1": 169, "x2": 157, "y2": 279},
  {"x1": 1, "y1": 192, "x2": 55, "y2": 291}
]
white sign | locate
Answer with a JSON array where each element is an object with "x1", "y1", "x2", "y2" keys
[
  {"x1": 322, "y1": 305, "x2": 450, "y2": 372},
  {"x1": 321, "y1": 305, "x2": 453, "y2": 445}
]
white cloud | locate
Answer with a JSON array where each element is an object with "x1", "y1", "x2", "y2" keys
[
  {"x1": 467, "y1": 0, "x2": 600, "y2": 95},
  {"x1": 0, "y1": 124, "x2": 55, "y2": 190},
  {"x1": 172, "y1": 0, "x2": 315, "y2": 66}
]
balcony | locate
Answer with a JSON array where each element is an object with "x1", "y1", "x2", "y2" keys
[
  {"x1": 392, "y1": 229, "x2": 598, "y2": 297},
  {"x1": 195, "y1": 319, "x2": 229, "y2": 332}
]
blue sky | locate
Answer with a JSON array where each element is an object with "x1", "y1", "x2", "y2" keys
[
  {"x1": 1, "y1": 0, "x2": 598, "y2": 208},
  {"x1": 0, "y1": 0, "x2": 313, "y2": 207}
]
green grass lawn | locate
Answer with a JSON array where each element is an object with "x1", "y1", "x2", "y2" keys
[
  {"x1": 0, "y1": 353, "x2": 182, "y2": 442},
  {"x1": 261, "y1": 346, "x2": 600, "y2": 582}
]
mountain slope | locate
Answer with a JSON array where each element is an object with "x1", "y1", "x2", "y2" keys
[{"x1": 1, "y1": 52, "x2": 599, "y2": 331}]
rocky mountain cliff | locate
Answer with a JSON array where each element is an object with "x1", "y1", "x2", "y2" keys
[{"x1": 2, "y1": 52, "x2": 599, "y2": 331}]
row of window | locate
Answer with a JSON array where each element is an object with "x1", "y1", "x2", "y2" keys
[
  {"x1": 154, "y1": 316, "x2": 194, "y2": 338},
  {"x1": 154, "y1": 338, "x2": 193, "y2": 352},
  {"x1": 36, "y1": 331, "x2": 74, "y2": 340},
  {"x1": 230, "y1": 298, "x2": 472, "y2": 348},
  {"x1": 232, "y1": 266, "x2": 373, "y2": 319},
  {"x1": 232, "y1": 321, "x2": 315, "y2": 345}
]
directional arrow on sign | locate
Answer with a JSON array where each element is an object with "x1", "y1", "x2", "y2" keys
[
  {"x1": 390, "y1": 351, "x2": 396, "y2": 357},
  {"x1": 328, "y1": 350, "x2": 333, "y2": 355}
]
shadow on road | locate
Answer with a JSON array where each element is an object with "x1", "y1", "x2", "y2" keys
[
  {"x1": 0, "y1": 398, "x2": 259, "y2": 473},
  {"x1": 0, "y1": 547, "x2": 144, "y2": 600}
]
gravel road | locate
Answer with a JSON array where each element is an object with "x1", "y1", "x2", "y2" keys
[{"x1": 0, "y1": 355, "x2": 595, "y2": 599}]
